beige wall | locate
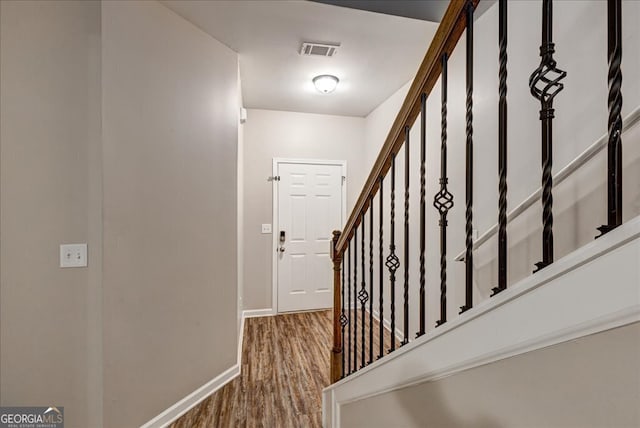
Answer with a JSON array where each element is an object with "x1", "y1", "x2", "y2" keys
[
  {"x1": 1, "y1": 1, "x2": 240, "y2": 427},
  {"x1": 0, "y1": 2, "x2": 102, "y2": 427},
  {"x1": 242, "y1": 109, "x2": 365, "y2": 310},
  {"x1": 101, "y1": 1, "x2": 239, "y2": 426},
  {"x1": 341, "y1": 322, "x2": 640, "y2": 427},
  {"x1": 363, "y1": 81, "x2": 410, "y2": 174}
]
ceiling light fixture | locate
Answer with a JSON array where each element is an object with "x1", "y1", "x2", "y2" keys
[{"x1": 313, "y1": 75, "x2": 339, "y2": 94}]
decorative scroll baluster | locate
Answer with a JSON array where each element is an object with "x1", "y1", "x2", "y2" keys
[
  {"x1": 598, "y1": 0, "x2": 623, "y2": 237},
  {"x1": 461, "y1": 1, "x2": 475, "y2": 312},
  {"x1": 340, "y1": 255, "x2": 347, "y2": 378},
  {"x1": 386, "y1": 156, "x2": 400, "y2": 352},
  {"x1": 418, "y1": 93, "x2": 427, "y2": 337},
  {"x1": 402, "y1": 126, "x2": 410, "y2": 346},
  {"x1": 368, "y1": 199, "x2": 374, "y2": 365},
  {"x1": 529, "y1": 0, "x2": 566, "y2": 272},
  {"x1": 434, "y1": 53, "x2": 454, "y2": 327},
  {"x1": 378, "y1": 177, "x2": 385, "y2": 360},
  {"x1": 353, "y1": 228, "x2": 358, "y2": 371},
  {"x1": 358, "y1": 216, "x2": 367, "y2": 369},
  {"x1": 347, "y1": 242, "x2": 351, "y2": 375},
  {"x1": 492, "y1": 0, "x2": 508, "y2": 296}
]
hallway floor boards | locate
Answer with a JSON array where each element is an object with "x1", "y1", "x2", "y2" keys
[
  {"x1": 171, "y1": 309, "x2": 398, "y2": 427},
  {"x1": 171, "y1": 310, "x2": 331, "y2": 428}
]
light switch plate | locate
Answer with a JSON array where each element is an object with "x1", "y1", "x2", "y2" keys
[
  {"x1": 60, "y1": 243, "x2": 87, "y2": 268},
  {"x1": 261, "y1": 224, "x2": 272, "y2": 234}
]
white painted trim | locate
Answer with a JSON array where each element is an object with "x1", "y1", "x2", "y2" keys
[
  {"x1": 237, "y1": 312, "x2": 246, "y2": 364},
  {"x1": 345, "y1": 306, "x2": 404, "y2": 344},
  {"x1": 139, "y1": 365, "x2": 240, "y2": 428},
  {"x1": 272, "y1": 159, "x2": 279, "y2": 317},
  {"x1": 454, "y1": 106, "x2": 640, "y2": 261},
  {"x1": 370, "y1": 308, "x2": 404, "y2": 344},
  {"x1": 142, "y1": 310, "x2": 256, "y2": 428},
  {"x1": 324, "y1": 215, "x2": 640, "y2": 428},
  {"x1": 272, "y1": 158, "x2": 348, "y2": 314},
  {"x1": 243, "y1": 308, "x2": 276, "y2": 318}
]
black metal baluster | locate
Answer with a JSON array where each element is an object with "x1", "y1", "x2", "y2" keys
[
  {"x1": 353, "y1": 228, "x2": 358, "y2": 371},
  {"x1": 340, "y1": 257, "x2": 347, "y2": 378},
  {"x1": 418, "y1": 93, "x2": 427, "y2": 337},
  {"x1": 530, "y1": 0, "x2": 566, "y2": 272},
  {"x1": 461, "y1": 1, "x2": 475, "y2": 311},
  {"x1": 402, "y1": 126, "x2": 410, "y2": 346},
  {"x1": 386, "y1": 156, "x2": 400, "y2": 351},
  {"x1": 598, "y1": 0, "x2": 623, "y2": 237},
  {"x1": 347, "y1": 242, "x2": 351, "y2": 375},
  {"x1": 368, "y1": 199, "x2": 374, "y2": 365},
  {"x1": 359, "y1": 216, "x2": 367, "y2": 369},
  {"x1": 378, "y1": 177, "x2": 385, "y2": 360},
  {"x1": 434, "y1": 53, "x2": 454, "y2": 327},
  {"x1": 493, "y1": 0, "x2": 508, "y2": 296}
]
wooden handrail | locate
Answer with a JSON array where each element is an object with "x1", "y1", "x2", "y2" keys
[{"x1": 335, "y1": 0, "x2": 478, "y2": 255}]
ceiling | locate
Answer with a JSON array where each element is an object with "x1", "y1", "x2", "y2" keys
[
  {"x1": 162, "y1": 0, "x2": 438, "y2": 117},
  {"x1": 312, "y1": 0, "x2": 449, "y2": 22}
]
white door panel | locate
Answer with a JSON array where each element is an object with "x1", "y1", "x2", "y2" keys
[{"x1": 277, "y1": 162, "x2": 343, "y2": 313}]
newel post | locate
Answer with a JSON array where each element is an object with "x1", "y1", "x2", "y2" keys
[{"x1": 330, "y1": 230, "x2": 343, "y2": 383}]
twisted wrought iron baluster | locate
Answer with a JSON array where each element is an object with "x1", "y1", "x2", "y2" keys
[
  {"x1": 378, "y1": 177, "x2": 385, "y2": 360},
  {"x1": 386, "y1": 156, "x2": 400, "y2": 352},
  {"x1": 353, "y1": 228, "x2": 358, "y2": 371},
  {"x1": 434, "y1": 53, "x2": 454, "y2": 327},
  {"x1": 347, "y1": 242, "x2": 351, "y2": 374},
  {"x1": 368, "y1": 199, "x2": 374, "y2": 365},
  {"x1": 418, "y1": 93, "x2": 427, "y2": 337},
  {"x1": 462, "y1": 0, "x2": 475, "y2": 312},
  {"x1": 529, "y1": 0, "x2": 566, "y2": 272},
  {"x1": 402, "y1": 126, "x2": 410, "y2": 346},
  {"x1": 493, "y1": 0, "x2": 509, "y2": 296},
  {"x1": 597, "y1": 0, "x2": 623, "y2": 237}
]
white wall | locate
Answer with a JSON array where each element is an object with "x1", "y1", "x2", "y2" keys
[
  {"x1": 358, "y1": 0, "x2": 640, "y2": 342},
  {"x1": 242, "y1": 109, "x2": 366, "y2": 311},
  {"x1": 101, "y1": 2, "x2": 240, "y2": 427}
]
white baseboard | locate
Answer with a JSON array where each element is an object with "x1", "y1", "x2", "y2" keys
[
  {"x1": 140, "y1": 364, "x2": 240, "y2": 428},
  {"x1": 370, "y1": 308, "x2": 404, "y2": 343},
  {"x1": 243, "y1": 308, "x2": 275, "y2": 318},
  {"x1": 140, "y1": 307, "x2": 277, "y2": 428},
  {"x1": 350, "y1": 304, "x2": 404, "y2": 342},
  {"x1": 345, "y1": 304, "x2": 405, "y2": 343}
]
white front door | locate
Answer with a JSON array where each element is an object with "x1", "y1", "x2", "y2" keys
[{"x1": 276, "y1": 161, "x2": 344, "y2": 313}]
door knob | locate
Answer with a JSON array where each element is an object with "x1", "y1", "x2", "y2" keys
[{"x1": 279, "y1": 246, "x2": 286, "y2": 253}]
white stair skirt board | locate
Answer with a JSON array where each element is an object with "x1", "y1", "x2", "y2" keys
[
  {"x1": 344, "y1": 304, "x2": 405, "y2": 343},
  {"x1": 371, "y1": 308, "x2": 405, "y2": 344},
  {"x1": 141, "y1": 315, "x2": 247, "y2": 428},
  {"x1": 323, "y1": 215, "x2": 640, "y2": 428}
]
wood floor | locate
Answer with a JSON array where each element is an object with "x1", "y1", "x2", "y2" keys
[
  {"x1": 171, "y1": 311, "x2": 330, "y2": 428},
  {"x1": 171, "y1": 309, "x2": 398, "y2": 428}
]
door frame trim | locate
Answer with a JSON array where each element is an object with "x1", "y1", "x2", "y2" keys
[{"x1": 272, "y1": 158, "x2": 348, "y2": 314}]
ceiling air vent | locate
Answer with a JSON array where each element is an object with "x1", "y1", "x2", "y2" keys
[{"x1": 300, "y1": 42, "x2": 340, "y2": 57}]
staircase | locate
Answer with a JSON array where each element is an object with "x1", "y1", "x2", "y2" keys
[{"x1": 323, "y1": 0, "x2": 640, "y2": 426}]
